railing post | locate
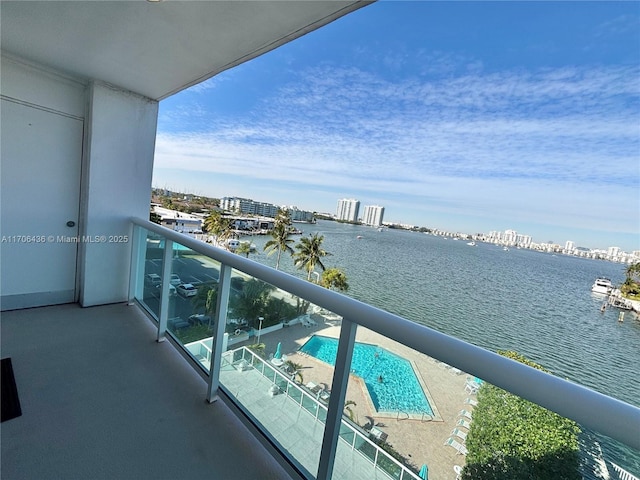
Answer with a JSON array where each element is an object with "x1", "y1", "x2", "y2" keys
[
  {"x1": 157, "y1": 239, "x2": 173, "y2": 342},
  {"x1": 207, "y1": 263, "x2": 231, "y2": 403},
  {"x1": 316, "y1": 318, "x2": 357, "y2": 480},
  {"x1": 127, "y1": 224, "x2": 145, "y2": 305}
]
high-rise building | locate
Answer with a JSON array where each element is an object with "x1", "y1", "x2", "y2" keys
[
  {"x1": 565, "y1": 241, "x2": 575, "y2": 252},
  {"x1": 362, "y1": 205, "x2": 385, "y2": 226},
  {"x1": 336, "y1": 198, "x2": 360, "y2": 222}
]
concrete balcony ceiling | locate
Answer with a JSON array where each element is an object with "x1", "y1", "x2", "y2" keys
[{"x1": 0, "y1": 1, "x2": 370, "y2": 100}]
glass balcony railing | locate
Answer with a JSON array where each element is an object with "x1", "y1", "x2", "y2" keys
[{"x1": 129, "y1": 219, "x2": 640, "y2": 480}]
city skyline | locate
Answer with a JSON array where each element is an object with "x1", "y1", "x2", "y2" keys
[
  {"x1": 153, "y1": 2, "x2": 640, "y2": 252},
  {"x1": 154, "y1": 187, "x2": 634, "y2": 253}
]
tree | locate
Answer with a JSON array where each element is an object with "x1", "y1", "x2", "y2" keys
[
  {"x1": 192, "y1": 283, "x2": 218, "y2": 329},
  {"x1": 625, "y1": 262, "x2": 640, "y2": 282},
  {"x1": 293, "y1": 233, "x2": 330, "y2": 281},
  {"x1": 320, "y1": 267, "x2": 349, "y2": 292},
  {"x1": 204, "y1": 211, "x2": 234, "y2": 247},
  {"x1": 236, "y1": 241, "x2": 252, "y2": 258},
  {"x1": 229, "y1": 279, "x2": 275, "y2": 328},
  {"x1": 263, "y1": 209, "x2": 295, "y2": 270},
  {"x1": 283, "y1": 360, "x2": 304, "y2": 383}
]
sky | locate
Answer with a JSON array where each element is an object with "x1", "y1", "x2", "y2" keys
[{"x1": 153, "y1": 1, "x2": 640, "y2": 252}]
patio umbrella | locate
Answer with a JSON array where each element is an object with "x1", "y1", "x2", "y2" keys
[
  {"x1": 274, "y1": 342, "x2": 282, "y2": 360},
  {"x1": 419, "y1": 464, "x2": 428, "y2": 479}
]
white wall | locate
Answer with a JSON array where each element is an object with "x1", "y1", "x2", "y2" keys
[{"x1": 78, "y1": 82, "x2": 158, "y2": 306}]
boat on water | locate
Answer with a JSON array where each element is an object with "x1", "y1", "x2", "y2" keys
[
  {"x1": 591, "y1": 277, "x2": 613, "y2": 295},
  {"x1": 503, "y1": 247, "x2": 509, "y2": 251},
  {"x1": 356, "y1": 235, "x2": 363, "y2": 239},
  {"x1": 467, "y1": 241, "x2": 476, "y2": 246}
]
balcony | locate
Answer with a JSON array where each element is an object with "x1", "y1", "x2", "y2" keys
[{"x1": 2, "y1": 218, "x2": 638, "y2": 480}]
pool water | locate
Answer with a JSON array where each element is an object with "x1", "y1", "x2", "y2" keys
[{"x1": 300, "y1": 335, "x2": 433, "y2": 415}]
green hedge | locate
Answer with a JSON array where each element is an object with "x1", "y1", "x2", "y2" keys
[{"x1": 461, "y1": 351, "x2": 581, "y2": 480}]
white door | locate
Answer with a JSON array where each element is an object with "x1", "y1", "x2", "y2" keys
[{"x1": 1, "y1": 99, "x2": 83, "y2": 310}]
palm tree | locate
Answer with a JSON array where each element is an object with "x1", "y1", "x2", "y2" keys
[
  {"x1": 235, "y1": 241, "x2": 252, "y2": 258},
  {"x1": 229, "y1": 279, "x2": 275, "y2": 328},
  {"x1": 283, "y1": 360, "x2": 304, "y2": 383},
  {"x1": 204, "y1": 211, "x2": 234, "y2": 247},
  {"x1": 293, "y1": 233, "x2": 330, "y2": 280},
  {"x1": 320, "y1": 267, "x2": 349, "y2": 292},
  {"x1": 263, "y1": 209, "x2": 294, "y2": 270}
]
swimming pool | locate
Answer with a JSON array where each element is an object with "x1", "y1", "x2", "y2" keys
[{"x1": 299, "y1": 335, "x2": 433, "y2": 415}]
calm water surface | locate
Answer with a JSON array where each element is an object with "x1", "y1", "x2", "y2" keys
[{"x1": 242, "y1": 220, "x2": 640, "y2": 472}]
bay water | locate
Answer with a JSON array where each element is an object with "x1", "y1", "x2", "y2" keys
[{"x1": 241, "y1": 220, "x2": 640, "y2": 474}]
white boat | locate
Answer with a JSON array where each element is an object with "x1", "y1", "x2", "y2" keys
[
  {"x1": 591, "y1": 278, "x2": 613, "y2": 295},
  {"x1": 467, "y1": 241, "x2": 476, "y2": 246}
]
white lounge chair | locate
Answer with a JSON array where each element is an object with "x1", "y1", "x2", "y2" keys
[
  {"x1": 370, "y1": 426, "x2": 388, "y2": 441},
  {"x1": 456, "y1": 419, "x2": 472, "y2": 430},
  {"x1": 305, "y1": 382, "x2": 321, "y2": 394},
  {"x1": 465, "y1": 381, "x2": 479, "y2": 394},
  {"x1": 464, "y1": 397, "x2": 478, "y2": 407},
  {"x1": 451, "y1": 428, "x2": 467, "y2": 441},
  {"x1": 458, "y1": 409, "x2": 473, "y2": 420},
  {"x1": 445, "y1": 437, "x2": 468, "y2": 455}
]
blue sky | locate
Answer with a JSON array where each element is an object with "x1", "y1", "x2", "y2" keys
[{"x1": 154, "y1": 1, "x2": 640, "y2": 251}]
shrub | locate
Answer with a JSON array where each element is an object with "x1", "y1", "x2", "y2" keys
[{"x1": 461, "y1": 351, "x2": 581, "y2": 480}]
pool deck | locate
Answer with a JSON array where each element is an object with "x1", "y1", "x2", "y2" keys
[{"x1": 234, "y1": 314, "x2": 475, "y2": 480}]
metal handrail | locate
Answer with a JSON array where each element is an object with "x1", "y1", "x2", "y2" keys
[
  {"x1": 232, "y1": 346, "x2": 421, "y2": 480},
  {"x1": 131, "y1": 217, "x2": 640, "y2": 450}
]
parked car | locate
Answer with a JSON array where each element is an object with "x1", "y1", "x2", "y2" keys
[
  {"x1": 144, "y1": 273, "x2": 162, "y2": 286},
  {"x1": 169, "y1": 273, "x2": 182, "y2": 286},
  {"x1": 188, "y1": 314, "x2": 211, "y2": 326},
  {"x1": 155, "y1": 283, "x2": 177, "y2": 296},
  {"x1": 177, "y1": 283, "x2": 197, "y2": 297},
  {"x1": 168, "y1": 317, "x2": 190, "y2": 330}
]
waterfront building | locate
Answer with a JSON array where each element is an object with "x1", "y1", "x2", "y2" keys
[
  {"x1": 336, "y1": 198, "x2": 360, "y2": 222},
  {"x1": 221, "y1": 196, "x2": 278, "y2": 218},
  {"x1": 153, "y1": 206, "x2": 203, "y2": 234},
  {"x1": 503, "y1": 229, "x2": 518, "y2": 246},
  {"x1": 565, "y1": 241, "x2": 575, "y2": 253},
  {"x1": 283, "y1": 206, "x2": 315, "y2": 223},
  {"x1": 362, "y1": 205, "x2": 385, "y2": 226}
]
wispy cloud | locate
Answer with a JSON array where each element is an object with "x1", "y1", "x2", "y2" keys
[{"x1": 155, "y1": 61, "x2": 639, "y2": 242}]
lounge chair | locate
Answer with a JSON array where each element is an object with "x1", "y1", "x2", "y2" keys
[
  {"x1": 451, "y1": 428, "x2": 467, "y2": 441},
  {"x1": 301, "y1": 315, "x2": 316, "y2": 328},
  {"x1": 464, "y1": 397, "x2": 478, "y2": 407},
  {"x1": 458, "y1": 409, "x2": 472, "y2": 420},
  {"x1": 370, "y1": 426, "x2": 388, "y2": 442},
  {"x1": 305, "y1": 381, "x2": 321, "y2": 394},
  {"x1": 464, "y1": 381, "x2": 479, "y2": 394},
  {"x1": 456, "y1": 419, "x2": 472, "y2": 430},
  {"x1": 445, "y1": 437, "x2": 468, "y2": 455}
]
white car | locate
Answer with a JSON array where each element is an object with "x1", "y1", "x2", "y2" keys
[
  {"x1": 169, "y1": 274, "x2": 182, "y2": 286},
  {"x1": 155, "y1": 283, "x2": 176, "y2": 296},
  {"x1": 177, "y1": 283, "x2": 197, "y2": 297}
]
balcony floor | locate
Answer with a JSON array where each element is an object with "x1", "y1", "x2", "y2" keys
[{"x1": 1, "y1": 303, "x2": 294, "y2": 480}]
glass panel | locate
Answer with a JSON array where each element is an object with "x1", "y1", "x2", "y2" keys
[
  {"x1": 331, "y1": 325, "x2": 638, "y2": 480},
  {"x1": 332, "y1": 325, "x2": 433, "y2": 480},
  {"x1": 137, "y1": 229, "x2": 164, "y2": 318},
  {"x1": 219, "y1": 269, "x2": 339, "y2": 477},
  {"x1": 339, "y1": 423, "x2": 355, "y2": 445},
  {"x1": 163, "y1": 239, "x2": 221, "y2": 369}
]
